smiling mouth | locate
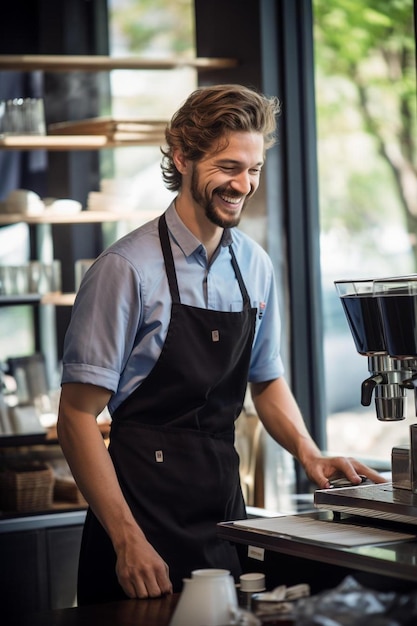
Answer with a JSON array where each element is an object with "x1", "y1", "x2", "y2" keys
[{"x1": 217, "y1": 191, "x2": 243, "y2": 206}]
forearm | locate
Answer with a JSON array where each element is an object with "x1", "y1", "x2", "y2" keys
[
  {"x1": 250, "y1": 377, "x2": 321, "y2": 465},
  {"x1": 57, "y1": 384, "x2": 173, "y2": 597},
  {"x1": 57, "y1": 386, "x2": 144, "y2": 548},
  {"x1": 250, "y1": 377, "x2": 386, "y2": 488}
]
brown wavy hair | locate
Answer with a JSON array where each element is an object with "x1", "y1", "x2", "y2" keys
[{"x1": 161, "y1": 84, "x2": 281, "y2": 192}]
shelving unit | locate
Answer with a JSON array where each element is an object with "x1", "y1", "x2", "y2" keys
[
  {"x1": 0, "y1": 52, "x2": 238, "y2": 150},
  {"x1": 0, "y1": 210, "x2": 158, "y2": 307},
  {"x1": 0, "y1": 51, "x2": 238, "y2": 439},
  {"x1": 0, "y1": 49, "x2": 238, "y2": 320}
]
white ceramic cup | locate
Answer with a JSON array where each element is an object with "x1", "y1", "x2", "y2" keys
[
  {"x1": 169, "y1": 568, "x2": 238, "y2": 626},
  {"x1": 5, "y1": 189, "x2": 44, "y2": 215}
]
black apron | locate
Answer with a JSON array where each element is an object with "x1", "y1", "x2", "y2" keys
[{"x1": 77, "y1": 213, "x2": 257, "y2": 604}]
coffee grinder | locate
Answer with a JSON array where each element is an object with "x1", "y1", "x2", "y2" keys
[{"x1": 314, "y1": 276, "x2": 417, "y2": 525}]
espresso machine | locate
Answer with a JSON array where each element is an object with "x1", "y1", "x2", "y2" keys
[{"x1": 314, "y1": 276, "x2": 417, "y2": 525}]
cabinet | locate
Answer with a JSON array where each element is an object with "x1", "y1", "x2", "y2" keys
[{"x1": 0, "y1": 510, "x2": 86, "y2": 619}]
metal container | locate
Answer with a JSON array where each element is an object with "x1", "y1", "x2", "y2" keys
[{"x1": 392, "y1": 445, "x2": 410, "y2": 490}]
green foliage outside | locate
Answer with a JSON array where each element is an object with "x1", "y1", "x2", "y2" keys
[
  {"x1": 109, "y1": 0, "x2": 195, "y2": 56},
  {"x1": 109, "y1": 0, "x2": 417, "y2": 270},
  {"x1": 313, "y1": 0, "x2": 417, "y2": 269}
]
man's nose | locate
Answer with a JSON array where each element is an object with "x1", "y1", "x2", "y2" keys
[{"x1": 230, "y1": 171, "x2": 252, "y2": 195}]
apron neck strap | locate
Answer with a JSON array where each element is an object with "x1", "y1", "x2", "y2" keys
[
  {"x1": 158, "y1": 212, "x2": 251, "y2": 308},
  {"x1": 159, "y1": 213, "x2": 181, "y2": 304},
  {"x1": 229, "y1": 244, "x2": 250, "y2": 307}
]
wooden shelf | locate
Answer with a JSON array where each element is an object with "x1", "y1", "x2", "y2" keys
[
  {"x1": 0, "y1": 423, "x2": 110, "y2": 447},
  {"x1": 0, "y1": 209, "x2": 159, "y2": 225},
  {"x1": 0, "y1": 294, "x2": 41, "y2": 306},
  {"x1": 0, "y1": 430, "x2": 56, "y2": 447},
  {"x1": 41, "y1": 293, "x2": 75, "y2": 306},
  {"x1": 0, "y1": 293, "x2": 75, "y2": 307},
  {"x1": 0, "y1": 134, "x2": 165, "y2": 150},
  {"x1": 0, "y1": 54, "x2": 238, "y2": 72}
]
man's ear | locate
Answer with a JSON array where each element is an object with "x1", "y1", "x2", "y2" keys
[{"x1": 172, "y1": 149, "x2": 188, "y2": 175}]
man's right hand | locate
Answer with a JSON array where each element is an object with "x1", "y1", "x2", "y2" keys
[
  {"x1": 115, "y1": 531, "x2": 173, "y2": 598},
  {"x1": 57, "y1": 383, "x2": 173, "y2": 599}
]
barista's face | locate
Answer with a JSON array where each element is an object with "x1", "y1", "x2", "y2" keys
[{"x1": 189, "y1": 131, "x2": 264, "y2": 228}]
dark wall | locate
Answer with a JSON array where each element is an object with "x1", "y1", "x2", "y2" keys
[
  {"x1": 0, "y1": 0, "x2": 110, "y2": 203},
  {"x1": 194, "y1": 0, "x2": 263, "y2": 88},
  {"x1": 0, "y1": 0, "x2": 108, "y2": 55},
  {"x1": 0, "y1": 0, "x2": 111, "y2": 353}
]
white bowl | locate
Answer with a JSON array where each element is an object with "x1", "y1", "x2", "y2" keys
[{"x1": 5, "y1": 189, "x2": 44, "y2": 215}]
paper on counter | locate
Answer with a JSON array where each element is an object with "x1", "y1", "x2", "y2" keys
[{"x1": 233, "y1": 515, "x2": 416, "y2": 547}]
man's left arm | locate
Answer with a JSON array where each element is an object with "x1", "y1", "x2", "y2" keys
[{"x1": 250, "y1": 377, "x2": 386, "y2": 489}]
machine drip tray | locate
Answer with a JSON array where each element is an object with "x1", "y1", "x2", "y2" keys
[{"x1": 314, "y1": 482, "x2": 417, "y2": 525}]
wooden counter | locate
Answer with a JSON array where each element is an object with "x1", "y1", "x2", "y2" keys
[{"x1": 9, "y1": 594, "x2": 179, "y2": 626}]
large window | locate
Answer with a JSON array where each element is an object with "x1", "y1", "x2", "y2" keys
[
  {"x1": 104, "y1": 0, "x2": 197, "y2": 246},
  {"x1": 313, "y1": 0, "x2": 417, "y2": 464},
  {"x1": 0, "y1": 224, "x2": 35, "y2": 362}
]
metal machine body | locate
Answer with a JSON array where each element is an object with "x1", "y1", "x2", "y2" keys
[{"x1": 314, "y1": 277, "x2": 417, "y2": 525}]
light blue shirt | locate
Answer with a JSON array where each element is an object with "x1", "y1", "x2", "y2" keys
[{"x1": 62, "y1": 202, "x2": 284, "y2": 414}]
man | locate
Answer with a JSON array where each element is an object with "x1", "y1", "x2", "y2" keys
[{"x1": 57, "y1": 84, "x2": 384, "y2": 605}]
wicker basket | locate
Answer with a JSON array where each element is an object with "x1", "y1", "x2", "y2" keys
[
  {"x1": 54, "y1": 476, "x2": 87, "y2": 506},
  {"x1": 0, "y1": 463, "x2": 54, "y2": 512}
]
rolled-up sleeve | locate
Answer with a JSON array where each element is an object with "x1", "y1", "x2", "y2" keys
[{"x1": 61, "y1": 252, "x2": 142, "y2": 393}]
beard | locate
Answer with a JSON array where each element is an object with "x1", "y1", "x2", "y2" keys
[{"x1": 190, "y1": 165, "x2": 252, "y2": 229}]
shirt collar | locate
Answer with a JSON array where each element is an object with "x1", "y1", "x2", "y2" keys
[{"x1": 165, "y1": 201, "x2": 233, "y2": 258}]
